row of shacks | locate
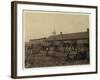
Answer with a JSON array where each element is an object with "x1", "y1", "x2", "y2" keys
[{"x1": 25, "y1": 30, "x2": 89, "y2": 61}]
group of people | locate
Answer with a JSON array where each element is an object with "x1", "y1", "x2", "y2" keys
[
  {"x1": 25, "y1": 41, "x2": 89, "y2": 61},
  {"x1": 43, "y1": 42, "x2": 89, "y2": 61},
  {"x1": 65, "y1": 43, "x2": 89, "y2": 61}
]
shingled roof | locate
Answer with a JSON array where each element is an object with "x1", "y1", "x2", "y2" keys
[{"x1": 46, "y1": 32, "x2": 89, "y2": 41}]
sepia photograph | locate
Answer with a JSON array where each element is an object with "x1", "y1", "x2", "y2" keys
[{"x1": 24, "y1": 11, "x2": 90, "y2": 68}]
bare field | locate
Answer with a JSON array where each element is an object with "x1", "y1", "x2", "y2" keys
[{"x1": 25, "y1": 50, "x2": 89, "y2": 68}]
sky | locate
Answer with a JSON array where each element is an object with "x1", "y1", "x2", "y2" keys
[{"x1": 23, "y1": 11, "x2": 89, "y2": 42}]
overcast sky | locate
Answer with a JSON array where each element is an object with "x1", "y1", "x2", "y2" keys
[{"x1": 23, "y1": 11, "x2": 89, "y2": 42}]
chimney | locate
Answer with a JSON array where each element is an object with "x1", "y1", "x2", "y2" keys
[{"x1": 60, "y1": 32, "x2": 62, "y2": 35}]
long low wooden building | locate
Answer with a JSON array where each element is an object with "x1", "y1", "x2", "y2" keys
[{"x1": 46, "y1": 31, "x2": 89, "y2": 41}]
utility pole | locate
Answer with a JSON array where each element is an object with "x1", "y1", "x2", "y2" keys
[
  {"x1": 52, "y1": 30, "x2": 56, "y2": 56},
  {"x1": 52, "y1": 30, "x2": 56, "y2": 41}
]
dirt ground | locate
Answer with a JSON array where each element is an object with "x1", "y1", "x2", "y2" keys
[{"x1": 25, "y1": 50, "x2": 89, "y2": 68}]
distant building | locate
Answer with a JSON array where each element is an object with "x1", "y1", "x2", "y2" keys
[
  {"x1": 45, "y1": 29, "x2": 89, "y2": 48},
  {"x1": 29, "y1": 38, "x2": 46, "y2": 45},
  {"x1": 46, "y1": 31, "x2": 89, "y2": 41},
  {"x1": 25, "y1": 29, "x2": 89, "y2": 53}
]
